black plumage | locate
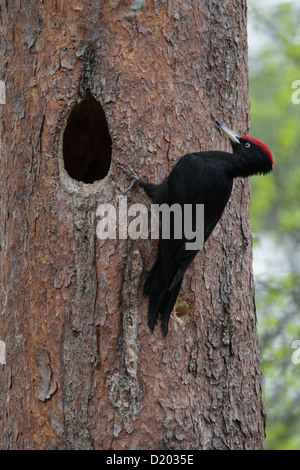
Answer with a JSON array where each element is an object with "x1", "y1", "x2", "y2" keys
[{"x1": 120, "y1": 121, "x2": 273, "y2": 335}]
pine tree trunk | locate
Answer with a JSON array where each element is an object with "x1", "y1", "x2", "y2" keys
[{"x1": 0, "y1": 0, "x2": 265, "y2": 450}]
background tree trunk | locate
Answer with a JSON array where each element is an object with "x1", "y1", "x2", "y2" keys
[{"x1": 0, "y1": 0, "x2": 265, "y2": 450}]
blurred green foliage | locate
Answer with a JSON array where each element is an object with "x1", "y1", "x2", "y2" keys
[
  {"x1": 250, "y1": 1, "x2": 300, "y2": 238},
  {"x1": 248, "y1": 0, "x2": 300, "y2": 450}
]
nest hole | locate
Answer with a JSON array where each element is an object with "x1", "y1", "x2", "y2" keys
[
  {"x1": 63, "y1": 95, "x2": 112, "y2": 184},
  {"x1": 174, "y1": 299, "x2": 192, "y2": 327}
]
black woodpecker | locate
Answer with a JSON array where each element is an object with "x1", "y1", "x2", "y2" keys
[{"x1": 119, "y1": 121, "x2": 273, "y2": 336}]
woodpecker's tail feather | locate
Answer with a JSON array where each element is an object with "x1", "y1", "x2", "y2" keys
[
  {"x1": 143, "y1": 259, "x2": 163, "y2": 331},
  {"x1": 158, "y1": 281, "x2": 183, "y2": 336},
  {"x1": 143, "y1": 260, "x2": 182, "y2": 336}
]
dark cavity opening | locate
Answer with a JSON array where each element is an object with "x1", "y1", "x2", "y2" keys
[{"x1": 63, "y1": 95, "x2": 112, "y2": 184}]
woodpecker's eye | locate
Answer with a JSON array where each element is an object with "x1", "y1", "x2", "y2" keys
[{"x1": 245, "y1": 143, "x2": 251, "y2": 148}]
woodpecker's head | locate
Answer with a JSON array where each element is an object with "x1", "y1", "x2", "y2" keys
[{"x1": 216, "y1": 120, "x2": 273, "y2": 176}]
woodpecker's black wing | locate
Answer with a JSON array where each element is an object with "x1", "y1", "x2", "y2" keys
[
  {"x1": 167, "y1": 152, "x2": 234, "y2": 288},
  {"x1": 143, "y1": 151, "x2": 233, "y2": 335}
]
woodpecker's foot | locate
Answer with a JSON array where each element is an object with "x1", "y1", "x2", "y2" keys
[{"x1": 118, "y1": 165, "x2": 140, "y2": 194}]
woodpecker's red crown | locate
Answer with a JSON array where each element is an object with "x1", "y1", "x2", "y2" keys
[{"x1": 241, "y1": 136, "x2": 274, "y2": 167}]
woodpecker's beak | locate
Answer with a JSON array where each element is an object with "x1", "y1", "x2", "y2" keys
[{"x1": 215, "y1": 121, "x2": 241, "y2": 147}]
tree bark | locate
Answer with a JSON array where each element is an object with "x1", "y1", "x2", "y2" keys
[{"x1": 0, "y1": 0, "x2": 265, "y2": 450}]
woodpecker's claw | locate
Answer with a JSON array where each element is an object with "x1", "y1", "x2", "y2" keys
[{"x1": 118, "y1": 165, "x2": 140, "y2": 194}]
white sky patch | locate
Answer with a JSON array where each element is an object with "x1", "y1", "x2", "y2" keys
[{"x1": 253, "y1": 234, "x2": 293, "y2": 280}]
